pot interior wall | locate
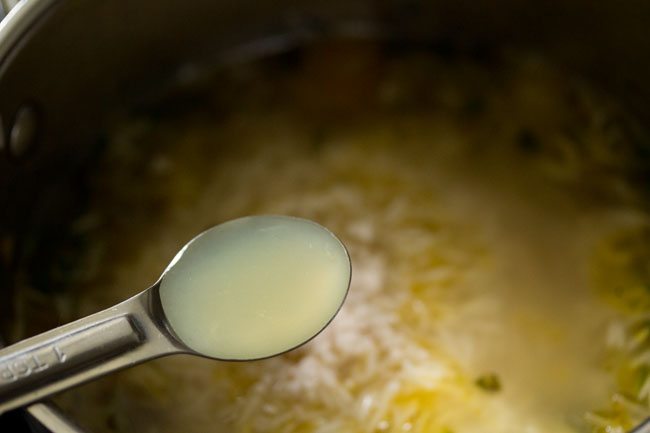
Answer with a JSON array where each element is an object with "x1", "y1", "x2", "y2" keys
[{"x1": 1, "y1": 0, "x2": 650, "y2": 160}]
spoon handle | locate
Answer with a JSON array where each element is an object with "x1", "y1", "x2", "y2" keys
[{"x1": 0, "y1": 286, "x2": 182, "y2": 414}]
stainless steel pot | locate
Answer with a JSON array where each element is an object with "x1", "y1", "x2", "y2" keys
[{"x1": 1, "y1": 0, "x2": 650, "y2": 431}]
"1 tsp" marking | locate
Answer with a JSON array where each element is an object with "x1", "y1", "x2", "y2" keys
[{"x1": 0, "y1": 345, "x2": 67, "y2": 382}]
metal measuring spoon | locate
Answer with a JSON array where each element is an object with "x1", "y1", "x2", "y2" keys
[
  {"x1": 0, "y1": 215, "x2": 351, "y2": 415},
  {"x1": 0, "y1": 336, "x2": 86, "y2": 432}
]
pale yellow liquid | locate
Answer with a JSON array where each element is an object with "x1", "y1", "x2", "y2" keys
[{"x1": 159, "y1": 215, "x2": 351, "y2": 360}]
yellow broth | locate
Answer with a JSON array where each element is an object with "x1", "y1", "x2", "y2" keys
[{"x1": 32, "y1": 41, "x2": 650, "y2": 433}]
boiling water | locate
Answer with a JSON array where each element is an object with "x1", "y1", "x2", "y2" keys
[{"x1": 51, "y1": 43, "x2": 650, "y2": 433}]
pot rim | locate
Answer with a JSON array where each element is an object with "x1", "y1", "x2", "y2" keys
[{"x1": 0, "y1": 0, "x2": 59, "y2": 64}]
